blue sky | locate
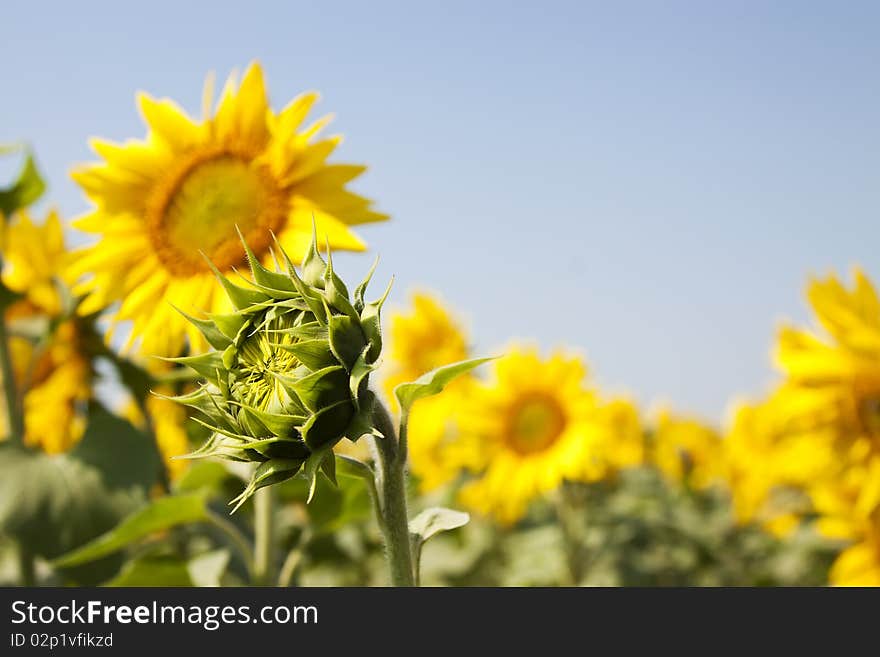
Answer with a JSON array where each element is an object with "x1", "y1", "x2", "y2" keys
[{"x1": 2, "y1": 1, "x2": 879, "y2": 420}]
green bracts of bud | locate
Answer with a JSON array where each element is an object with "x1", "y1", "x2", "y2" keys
[{"x1": 166, "y1": 228, "x2": 391, "y2": 511}]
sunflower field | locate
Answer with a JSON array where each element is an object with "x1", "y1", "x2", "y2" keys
[{"x1": 0, "y1": 62, "x2": 876, "y2": 588}]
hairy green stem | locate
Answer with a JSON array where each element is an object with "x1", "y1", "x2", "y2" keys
[
  {"x1": 253, "y1": 486, "x2": 276, "y2": 586},
  {"x1": 554, "y1": 485, "x2": 587, "y2": 586},
  {"x1": 278, "y1": 528, "x2": 311, "y2": 587},
  {"x1": 370, "y1": 400, "x2": 415, "y2": 587},
  {"x1": 0, "y1": 317, "x2": 23, "y2": 444}
]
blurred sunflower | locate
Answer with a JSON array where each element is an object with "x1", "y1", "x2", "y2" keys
[
  {"x1": 382, "y1": 291, "x2": 470, "y2": 404},
  {"x1": 651, "y1": 411, "x2": 723, "y2": 491},
  {"x1": 723, "y1": 395, "x2": 831, "y2": 537},
  {"x1": 70, "y1": 61, "x2": 387, "y2": 357},
  {"x1": 383, "y1": 291, "x2": 473, "y2": 490},
  {"x1": 809, "y1": 450, "x2": 880, "y2": 585},
  {"x1": 0, "y1": 210, "x2": 93, "y2": 453},
  {"x1": 457, "y1": 347, "x2": 612, "y2": 525},
  {"x1": 774, "y1": 269, "x2": 880, "y2": 452}
]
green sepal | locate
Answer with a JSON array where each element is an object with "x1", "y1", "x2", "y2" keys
[
  {"x1": 302, "y1": 446, "x2": 333, "y2": 503},
  {"x1": 236, "y1": 403, "x2": 304, "y2": 439},
  {"x1": 349, "y1": 349, "x2": 375, "y2": 408},
  {"x1": 276, "y1": 339, "x2": 336, "y2": 371},
  {"x1": 230, "y1": 459, "x2": 304, "y2": 513},
  {"x1": 237, "y1": 227, "x2": 299, "y2": 294},
  {"x1": 301, "y1": 399, "x2": 355, "y2": 450},
  {"x1": 301, "y1": 225, "x2": 327, "y2": 289},
  {"x1": 353, "y1": 256, "x2": 379, "y2": 313},
  {"x1": 328, "y1": 313, "x2": 367, "y2": 371},
  {"x1": 344, "y1": 390, "x2": 381, "y2": 442},
  {"x1": 320, "y1": 451, "x2": 337, "y2": 487},
  {"x1": 221, "y1": 344, "x2": 237, "y2": 369},
  {"x1": 360, "y1": 277, "x2": 393, "y2": 363},
  {"x1": 277, "y1": 321, "x2": 328, "y2": 342},
  {"x1": 210, "y1": 312, "x2": 249, "y2": 341},
  {"x1": 323, "y1": 252, "x2": 358, "y2": 319},
  {"x1": 203, "y1": 257, "x2": 270, "y2": 311},
  {"x1": 287, "y1": 365, "x2": 350, "y2": 413},
  {"x1": 171, "y1": 305, "x2": 232, "y2": 350},
  {"x1": 159, "y1": 352, "x2": 224, "y2": 381},
  {"x1": 286, "y1": 266, "x2": 328, "y2": 325},
  {"x1": 248, "y1": 437, "x2": 311, "y2": 461}
]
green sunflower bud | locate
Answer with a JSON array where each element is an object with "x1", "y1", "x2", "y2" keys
[{"x1": 165, "y1": 227, "x2": 391, "y2": 511}]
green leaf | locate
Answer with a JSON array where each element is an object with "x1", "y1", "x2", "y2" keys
[
  {"x1": 106, "y1": 554, "x2": 194, "y2": 587},
  {"x1": 70, "y1": 403, "x2": 163, "y2": 492},
  {"x1": 409, "y1": 507, "x2": 471, "y2": 543},
  {"x1": 173, "y1": 461, "x2": 232, "y2": 494},
  {"x1": 394, "y1": 357, "x2": 494, "y2": 413},
  {"x1": 0, "y1": 145, "x2": 46, "y2": 215},
  {"x1": 52, "y1": 493, "x2": 210, "y2": 568},
  {"x1": 409, "y1": 507, "x2": 470, "y2": 582},
  {"x1": 0, "y1": 402, "x2": 162, "y2": 583}
]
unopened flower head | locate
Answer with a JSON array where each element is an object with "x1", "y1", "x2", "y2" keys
[{"x1": 168, "y1": 227, "x2": 390, "y2": 510}]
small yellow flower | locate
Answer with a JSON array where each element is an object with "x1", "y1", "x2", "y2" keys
[
  {"x1": 457, "y1": 347, "x2": 621, "y2": 525},
  {"x1": 70, "y1": 61, "x2": 387, "y2": 357},
  {"x1": 651, "y1": 411, "x2": 723, "y2": 490}
]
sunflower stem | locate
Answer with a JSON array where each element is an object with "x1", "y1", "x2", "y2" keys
[
  {"x1": 0, "y1": 314, "x2": 23, "y2": 444},
  {"x1": 253, "y1": 486, "x2": 276, "y2": 586},
  {"x1": 17, "y1": 544, "x2": 35, "y2": 586},
  {"x1": 370, "y1": 400, "x2": 415, "y2": 587},
  {"x1": 205, "y1": 510, "x2": 256, "y2": 581},
  {"x1": 554, "y1": 484, "x2": 588, "y2": 586}
]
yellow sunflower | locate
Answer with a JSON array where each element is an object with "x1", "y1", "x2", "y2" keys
[
  {"x1": 457, "y1": 347, "x2": 620, "y2": 525},
  {"x1": 382, "y1": 291, "x2": 470, "y2": 403},
  {"x1": 774, "y1": 268, "x2": 880, "y2": 452},
  {"x1": 0, "y1": 210, "x2": 93, "y2": 453},
  {"x1": 651, "y1": 411, "x2": 723, "y2": 490},
  {"x1": 70, "y1": 61, "x2": 387, "y2": 357},
  {"x1": 722, "y1": 395, "x2": 833, "y2": 537},
  {"x1": 383, "y1": 291, "x2": 473, "y2": 490},
  {"x1": 809, "y1": 451, "x2": 880, "y2": 586}
]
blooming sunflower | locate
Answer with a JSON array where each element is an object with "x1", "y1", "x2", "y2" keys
[
  {"x1": 650, "y1": 411, "x2": 723, "y2": 491},
  {"x1": 382, "y1": 291, "x2": 470, "y2": 403},
  {"x1": 0, "y1": 210, "x2": 93, "y2": 453},
  {"x1": 70, "y1": 61, "x2": 387, "y2": 357},
  {"x1": 383, "y1": 291, "x2": 473, "y2": 490},
  {"x1": 457, "y1": 347, "x2": 619, "y2": 525},
  {"x1": 774, "y1": 269, "x2": 880, "y2": 452},
  {"x1": 722, "y1": 395, "x2": 832, "y2": 537},
  {"x1": 809, "y1": 450, "x2": 880, "y2": 585}
]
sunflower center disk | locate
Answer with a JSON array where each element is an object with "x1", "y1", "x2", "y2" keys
[
  {"x1": 507, "y1": 395, "x2": 566, "y2": 455},
  {"x1": 147, "y1": 151, "x2": 288, "y2": 276},
  {"x1": 234, "y1": 318, "x2": 299, "y2": 413}
]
